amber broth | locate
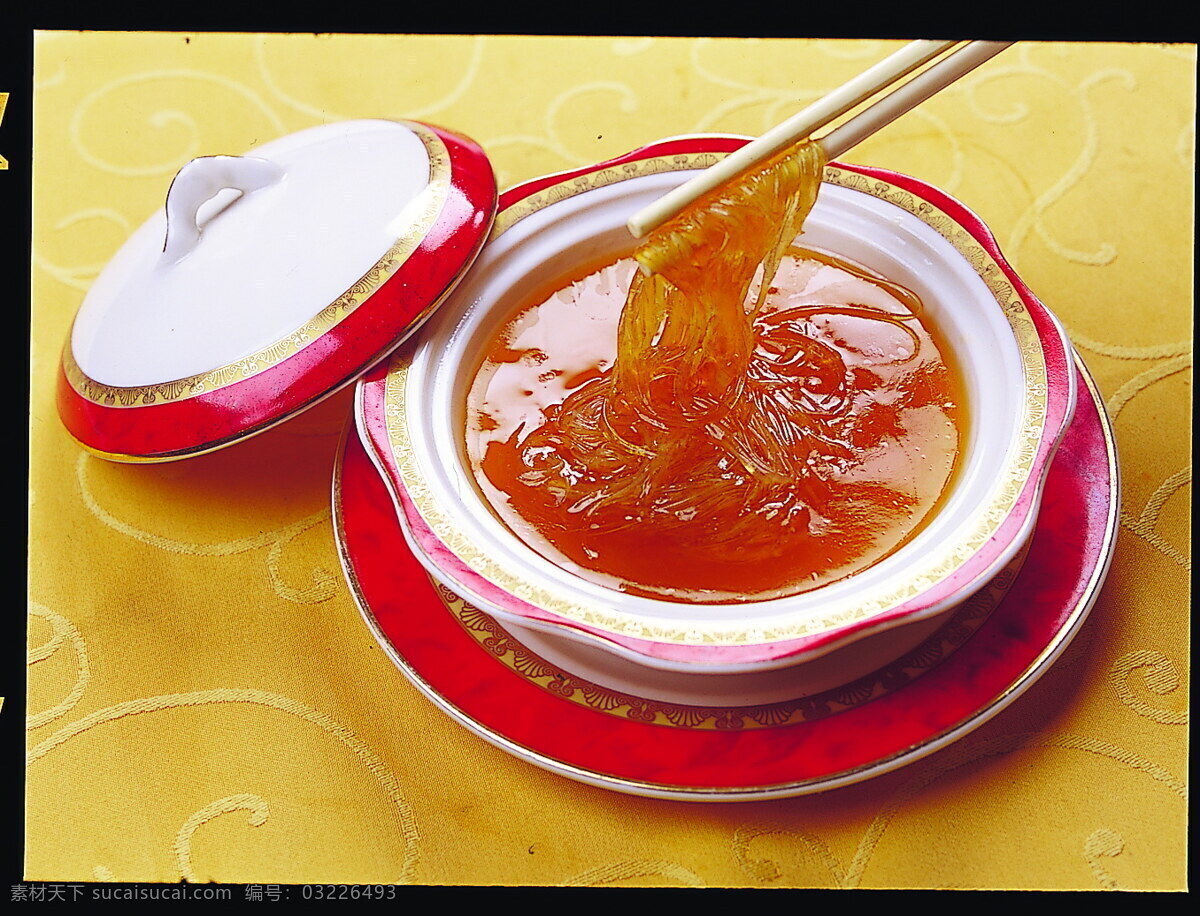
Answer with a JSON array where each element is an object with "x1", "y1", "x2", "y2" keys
[{"x1": 465, "y1": 246, "x2": 967, "y2": 603}]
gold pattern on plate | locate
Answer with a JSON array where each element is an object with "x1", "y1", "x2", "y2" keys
[
  {"x1": 383, "y1": 152, "x2": 1052, "y2": 647},
  {"x1": 434, "y1": 544, "x2": 1027, "y2": 731},
  {"x1": 63, "y1": 121, "x2": 451, "y2": 407}
]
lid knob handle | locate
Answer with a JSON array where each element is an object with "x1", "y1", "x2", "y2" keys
[{"x1": 161, "y1": 155, "x2": 285, "y2": 263}]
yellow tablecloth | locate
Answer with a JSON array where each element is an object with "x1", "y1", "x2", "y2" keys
[{"x1": 27, "y1": 34, "x2": 1192, "y2": 889}]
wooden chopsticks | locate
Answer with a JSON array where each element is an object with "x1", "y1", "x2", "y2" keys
[{"x1": 626, "y1": 40, "x2": 1013, "y2": 240}]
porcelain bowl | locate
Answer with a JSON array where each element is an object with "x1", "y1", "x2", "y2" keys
[{"x1": 356, "y1": 134, "x2": 1077, "y2": 676}]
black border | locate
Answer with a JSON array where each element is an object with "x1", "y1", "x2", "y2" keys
[
  {"x1": 6, "y1": 6, "x2": 1200, "y2": 41},
  {"x1": 5, "y1": 23, "x2": 33, "y2": 891},
  {"x1": 9, "y1": 16, "x2": 1195, "y2": 894}
]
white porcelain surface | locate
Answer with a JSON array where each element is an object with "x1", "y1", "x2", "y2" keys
[
  {"x1": 71, "y1": 119, "x2": 432, "y2": 387},
  {"x1": 505, "y1": 611, "x2": 948, "y2": 707}
]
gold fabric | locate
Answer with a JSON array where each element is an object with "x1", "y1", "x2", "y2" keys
[{"x1": 27, "y1": 34, "x2": 1191, "y2": 889}]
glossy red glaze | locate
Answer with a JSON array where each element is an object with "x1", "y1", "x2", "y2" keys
[
  {"x1": 58, "y1": 122, "x2": 497, "y2": 462},
  {"x1": 338, "y1": 359, "x2": 1116, "y2": 797}
]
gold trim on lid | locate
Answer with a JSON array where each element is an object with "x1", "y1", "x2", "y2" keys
[{"x1": 64, "y1": 121, "x2": 452, "y2": 408}]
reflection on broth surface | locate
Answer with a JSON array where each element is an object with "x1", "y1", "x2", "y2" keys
[{"x1": 465, "y1": 141, "x2": 965, "y2": 602}]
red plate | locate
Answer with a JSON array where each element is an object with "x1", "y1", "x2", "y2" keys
[{"x1": 334, "y1": 357, "x2": 1118, "y2": 800}]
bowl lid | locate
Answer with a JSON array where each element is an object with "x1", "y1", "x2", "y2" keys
[{"x1": 58, "y1": 118, "x2": 497, "y2": 462}]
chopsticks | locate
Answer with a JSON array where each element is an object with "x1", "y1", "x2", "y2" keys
[
  {"x1": 819, "y1": 40, "x2": 1013, "y2": 159},
  {"x1": 626, "y1": 40, "x2": 1014, "y2": 239}
]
